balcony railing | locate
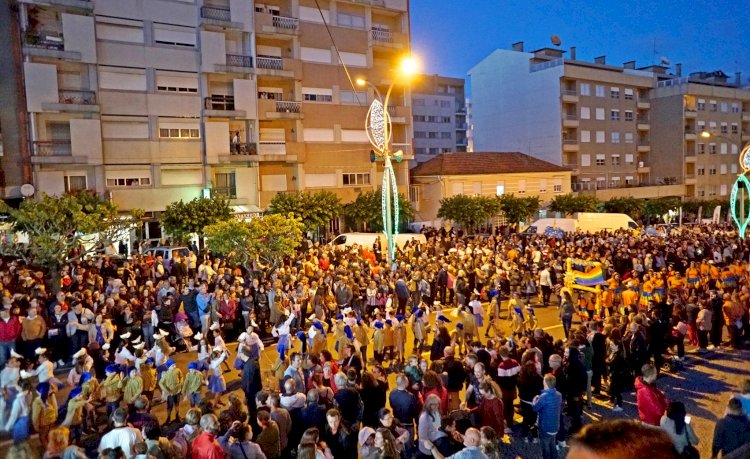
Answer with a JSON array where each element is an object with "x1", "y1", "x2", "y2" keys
[
  {"x1": 225, "y1": 54, "x2": 253, "y2": 68},
  {"x1": 562, "y1": 139, "x2": 578, "y2": 144},
  {"x1": 272, "y1": 15, "x2": 299, "y2": 30},
  {"x1": 275, "y1": 100, "x2": 300, "y2": 113},
  {"x1": 684, "y1": 128, "x2": 695, "y2": 134},
  {"x1": 637, "y1": 117, "x2": 649, "y2": 123},
  {"x1": 201, "y1": 6, "x2": 231, "y2": 21},
  {"x1": 33, "y1": 140, "x2": 71, "y2": 156},
  {"x1": 256, "y1": 56, "x2": 283, "y2": 70},
  {"x1": 59, "y1": 89, "x2": 96, "y2": 105},
  {"x1": 455, "y1": 122, "x2": 468, "y2": 129},
  {"x1": 561, "y1": 89, "x2": 577, "y2": 96},
  {"x1": 370, "y1": 29, "x2": 393, "y2": 43},
  {"x1": 24, "y1": 30, "x2": 64, "y2": 50},
  {"x1": 258, "y1": 140, "x2": 286, "y2": 155},
  {"x1": 205, "y1": 95, "x2": 235, "y2": 111},
  {"x1": 563, "y1": 114, "x2": 578, "y2": 120},
  {"x1": 231, "y1": 141, "x2": 257, "y2": 155},
  {"x1": 213, "y1": 187, "x2": 237, "y2": 199}
]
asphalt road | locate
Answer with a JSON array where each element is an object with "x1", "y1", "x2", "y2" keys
[{"x1": 2, "y1": 297, "x2": 745, "y2": 458}]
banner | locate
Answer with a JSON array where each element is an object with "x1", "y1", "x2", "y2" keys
[{"x1": 713, "y1": 205, "x2": 721, "y2": 223}]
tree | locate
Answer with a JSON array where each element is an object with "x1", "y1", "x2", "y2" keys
[
  {"x1": 497, "y1": 194, "x2": 541, "y2": 224},
  {"x1": 160, "y1": 196, "x2": 231, "y2": 246},
  {"x1": 602, "y1": 197, "x2": 644, "y2": 221},
  {"x1": 436, "y1": 195, "x2": 500, "y2": 231},
  {"x1": 642, "y1": 197, "x2": 682, "y2": 223},
  {"x1": 0, "y1": 192, "x2": 142, "y2": 290},
  {"x1": 267, "y1": 191, "x2": 341, "y2": 236},
  {"x1": 342, "y1": 190, "x2": 415, "y2": 232},
  {"x1": 205, "y1": 213, "x2": 303, "y2": 273},
  {"x1": 548, "y1": 193, "x2": 599, "y2": 215}
]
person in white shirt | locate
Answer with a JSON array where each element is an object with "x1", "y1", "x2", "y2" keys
[
  {"x1": 98, "y1": 407, "x2": 144, "y2": 458},
  {"x1": 539, "y1": 265, "x2": 553, "y2": 307},
  {"x1": 279, "y1": 378, "x2": 306, "y2": 410}
]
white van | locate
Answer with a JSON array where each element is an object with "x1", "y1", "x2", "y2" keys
[
  {"x1": 575, "y1": 213, "x2": 639, "y2": 232},
  {"x1": 329, "y1": 232, "x2": 426, "y2": 250},
  {"x1": 523, "y1": 218, "x2": 578, "y2": 235}
]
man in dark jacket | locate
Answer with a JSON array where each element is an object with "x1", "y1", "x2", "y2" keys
[
  {"x1": 563, "y1": 345, "x2": 588, "y2": 435},
  {"x1": 179, "y1": 286, "x2": 199, "y2": 330},
  {"x1": 590, "y1": 322, "x2": 607, "y2": 395},
  {"x1": 712, "y1": 397, "x2": 750, "y2": 458},
  {"x1": 300, "y1": 389, "x2": 327, "y2": 431},
  {"x1": 442, "y1": 347, "x2": 467, "y2": 412},
  {"x1": 242, "y1": 358, "x2": 262, "y2": 415}
]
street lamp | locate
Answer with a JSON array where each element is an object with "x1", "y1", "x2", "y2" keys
[
  {"x1": 701, "y1": 130, "x2": 750, "y2": 236},
  {"x1": 357, "y1": 56, "x2": 418, "y2": 265}
]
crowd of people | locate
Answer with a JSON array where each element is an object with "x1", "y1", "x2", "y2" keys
[{"x1": 0, "y1": 223, "x2": 750, "y2": 458}]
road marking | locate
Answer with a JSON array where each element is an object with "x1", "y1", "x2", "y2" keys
[{"x1": 543, "y1": 324, "x2": 563, "y2": 331}]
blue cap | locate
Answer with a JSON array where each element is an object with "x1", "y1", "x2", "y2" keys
[
  {"x1": 80, "y1": 372, "x2": 92, "y2": 383},
  {"x1": 188, "y1": 362, "x2": 198, "y2": 370},
  {"x1": 336, "y1": 314, "x2": 344, "y2": 320},
  {"x1": 374, "y1": 321, "x2": 384, "y2": 329},
  {"x1": 385, "y1": 319, "x2": 393, "y2": 326},
  {"x1": 166, "y1": 359, "x2": 176, "y2": 368},
  {"x1": 416, "y1": 310, "x2": 424, "y2": 318},
  {"x1": 296, "y1": 331, "x2": 306, "y2": 341},
  {"x1": 437, "y1": 315, "x2": 451, "y2": 323},
  {"x1": 396, "y1": 314, "x2": 405, "y2": 321},
  {"x1": 313, "y1": 321, "x2": 324, "y2": 330},
  {"x1": 145, "y1": 357, "x2": 154, "y2": 365},
  {"x1": 105, "y1": 364, "x2": 118, "y2": 374},
  {"x1": 456, "y1": 323, "x2": 464, "y2": 329}
]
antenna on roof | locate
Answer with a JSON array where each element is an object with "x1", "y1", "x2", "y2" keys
[
  {"x1": 550, "y1": 35, "x2": 562, "y2": 46},
  {"x1": 660, "y1": 56, "x2": 671, "y2": 66}
]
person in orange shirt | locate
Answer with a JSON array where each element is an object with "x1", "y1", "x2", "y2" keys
[
  {"x1": 686, "y1": 261, "x2": 701, "y2": 293},
  {"x1": 600, "y1": 287, "x2": 614, "y2": 318},
  {"x1": 608, "y1": 274, "x2": 622, "y2": 310},
  {"x1": 667, "y1": 272, "x2": 685, "y2": 299},
  {"x1": 720, "y1": 266, "x2": 737, "y2": 292},
  {"x1": 653, "y1": 274, "x2": 666, "y2": 303},
  {"x1": 640, "y1": 275, "x2": 654, "y2": 309},
  {"x1": 621, "y1": 282, "x2": 639, "y2": 316}
]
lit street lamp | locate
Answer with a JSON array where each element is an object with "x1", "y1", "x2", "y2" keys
[
  {"x1": 357, "y1": 56, "x2": 417, "y2": 264},
  {"x1": 701, "y1": 130, "x2": 750, "y2": 236}
]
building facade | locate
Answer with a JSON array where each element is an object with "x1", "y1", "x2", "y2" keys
[
  {"x1": 411, "y1": 74, "x2": 467, "y2": 162},
  {"x1": 469, "y1": 42, "x2": 682, "y2": 200},
  {"x1": 651, "y1": 72, "x2": 750, "y2": 200},
  {"x1": 410, "y1": 152, "x2": 571, "y2": 225},
  {"x1": 2, "y1": 0, "x2": 412, "y2": 234}
]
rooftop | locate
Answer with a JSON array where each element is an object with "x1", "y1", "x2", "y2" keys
[{"x1": 411, "y1": 152, "x2": 569, "y2": 176}]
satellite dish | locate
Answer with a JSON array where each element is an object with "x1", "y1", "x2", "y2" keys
[
  {"x1": 20, "y1": 184, "x2": 35, "y2": 198},
  {"x1": 551, "y1": 35, "x2": 562, "y2": 46},
  {"x1": 660, "y1": 56, "x2": 671, "y2": 66}
]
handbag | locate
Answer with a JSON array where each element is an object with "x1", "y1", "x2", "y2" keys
[{"x1": 680, "y1": 429, "x2": 699, "y2": 459}]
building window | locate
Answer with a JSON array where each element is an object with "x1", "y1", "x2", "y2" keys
[
  {"x1": 697, "y1": 167, "x2": 705, "y2": 176},
  {"x1": 625, "y1": 176, "x2": 634, "y2": 185},
  {"x1": 581, "y1": 154, "x2": 590, "y2": 167},
  {"x1": 709, "y1": 121, "x2": 717, "y2": 131},
  {"x1": 624, "y1": 110, "x2": 634, "y2": 122},
  {"x1": 413, "y1": 115, "x2": 426, "y2": 122},
  {"x1": 732, "y1": 144, "x2": 739, "y2": 154},
  {"x1": 580, "y1": 130, "x2": 591, "y2": 143},
  {"x1": 429, "y1": 147, "x2": 440, "y2": 154},
  {"x1": 596, "y1": 178, "x2": 606, "y2": 189},
  {"x1": 595, "y1": 108, "x2": 605, "y2": 120},
  {"x1": 580, "y1": 83, "x2": 590, "y2": 96},
  {"x1": 106, "y1": 176, "x2": 151, "y2": 187},
  {"x1": 337, "y1": 12, "x2": 365, "y2": 29},
  {"x1": 427, "y1": 116, "x2": 438, "y2": 123},
  {"x1": 610, "y1": 87, "x2": 620, "y2": 99},
  {"x1": 697, "y1": 99, "x2": 705, "y2": 111},
  {"x1": 409, "y1": 185, "x2": 421, "y2": 202},
  {"x1": 732, "y1": 123, "x2": 739, "y2": 134},
  {"x1": 625, "y1": 154, "x2": 634, "y2": 164},
  {"x1": 610, "y1": 109, "x2": 620, "y2": 121},
  {"x1": 624, "y1": 132, "x2": 634, "y2": 144},
  {"x1": 720, "y1": 122, "x2": 728, "y2": 134},
  {"x1": 611, "y1": 132, "x2": 620, "y2": 143},
  {"x1": 441, "y1": 116, "x2": 451, "y2": 123},
  {"x1": 709, "y1": 143, "x2": 717, "y2": 154},
  {"x1": 159, "y1": 128, "x2": 199, "y2": 139},
  {"x1": 732, "y1": 164, "x2": 738, "y2": 174},
  {"x1": 553, "y1": 184, "x2": 562, "y2": 193},
  {"x1": 441, "y1": 132, "x2": 452, "y2": 139},
  {"x1": 414, "y1": 147, "x2": 426, "y2": 155},
  {"x1": 538, "y1": 179, "x2": 547, "y2": 193},
  {"x1": 610, "y1": 177, "x2": 621, "y2": 188},
  {"x1": 624, "y1": 88, "x2": 634, "y2": 100},
  {"x1": 517, "y1": 179, "x2": 526, "y2": 194},
  {"x1": 721, "y1": 143, "x2": 728, "y2": 154},
  {"x1": 580, "y1": 107, "x2": 590, "y2": 119},
  {"x1": 595, "y1": 85, "x2": 605, "y2": 97},
  {"x1": 709, "y1": 101, "x2": 717, "y2": 112},
  {"x1": 495, "y1": 182, "x2": 505, "y2": 196},
  {"x1": 709, "y1": 166, "x2": 716, "y2": 175},
  {"x1": 720, "y1": 164, "x2": 727, "y2": 174},
  {"x1": 342, "y1": 173, "x2": 370, "y2": 186},
  {"x1": 697, "y1": 187, "x2": 705, "y2": 197},
  {"x1": 440, "y1": 100, "x2": 451, "y2": 108},
  {"x1": 442, "y1": 148, "x2": 451, "y2": 153},
  {"x1": 698, "y1": 143, "x2": 705, "y2": 154},
  {"x1": 595, "y1": 131, "x2": 605, "y2": 143},
  {"x1": 214, "y1": 172, "x2": 236, "y2": 198},
  {"x1": 413, "y1": 98, "x2": 425, "y2": 107},
  {"x1": 697, "y1": 121, "x2": 706, "y2": 132},
  {"x1": 595, "y1": 154, "x2": 605, "y2": 166},
  {"x1": 303, "y1": 93, "x2": 332, "y2": 102},
  {"x1": 731, "y1": 103, "x2": 740, "y2": 113},
  {"x1": 153, "y1": 25, "x2": 196, "y2": 47},
  {"x1": 721, "y1": 184, "x2": 728, "y2": 196},
  {"x1": 611, "y1": 155, "x2": 621, "y2": 166},
  {"x1": 428, "y1": 132, "x2": 439, "y2": 139},
  {"x1": 414, "y1": 131, "x2": 426, "y2": 138},
  {"x1": 65, "y1": 175, "x2": 87, "y2": 192},
  {"x1": 720, "y1": 102, "x2": 728, "y2": 113}
]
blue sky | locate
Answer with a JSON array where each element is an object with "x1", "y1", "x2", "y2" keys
[{"x1": 409, "y1": 0, "x2": 750, "y2": 88}]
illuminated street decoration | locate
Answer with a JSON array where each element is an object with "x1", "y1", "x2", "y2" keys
[{"x1": 730, "y1": 143, "x2": 750, "y2": 237}]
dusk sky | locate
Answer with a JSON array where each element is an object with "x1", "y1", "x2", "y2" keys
[{"x1": 409, "y1": 0, "x2": 750, "y2": 89}]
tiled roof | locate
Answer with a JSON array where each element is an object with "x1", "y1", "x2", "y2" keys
[{"x1": 411, "y1": 152, "x2": 569, "y2": 176}]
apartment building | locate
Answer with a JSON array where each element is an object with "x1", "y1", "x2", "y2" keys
[
  {"x1": 469, "y1": 42, "x2": 684, "y2": 200},
  {"x1": 651, "y1": 71, "x2": 750, "y2": 200},
  {"x1": 4, "y1": 0, "x2": 411, "y2": 233},
  {"x1": 411, "y1": 74, "x2": 467, "y2": 162}
]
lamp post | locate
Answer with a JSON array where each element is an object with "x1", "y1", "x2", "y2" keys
[
  {"x1": 701, "y1": 130, "x2": 750, "y2": 236},
  {"x1": 357, "y1": 57, "x2": 417, "y2": 265}
]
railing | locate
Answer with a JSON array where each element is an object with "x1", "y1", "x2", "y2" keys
[
  {"x1": 256, "y1": 56, "x2": 283, "y2": 70},
  {"x1": 201, "y1": 6, "x2": 231, "y2": 21},
  {"x1": 370, "y1": 29, "x2": 393, "y2": 43},
  {"x1": 225, "y1": 54, "x2": 253, "y2": 68},
  {"x1": 275, "y1": 100, "x2": 300, "y2": 113},
  {"x1": 24, "y1": 30, "x2": 64, "y2": 50},
  {"x1": 657, "y1": 77, "x2": 689, "y2": 88},
  {"x1": 213, "y1": 187, "x2": 236, "y2": 198},
  {"x1": 638, "y1": 96, "x2": 650, "y2": 103},
  {"x1": 59, "y1": 89, "x2": 96, "y2": 105},
  {"x1": 231, "y1": 142, "x2": 257, "y2": 155},
  {"x1": 562, "y1": 139, "x2": 578, "y2": 144},
  {"x1": 684, "y1": 128, "x2": 696, "y2": 134},
  {"x1": 530, "y1": 58, "x2": 563, "y2": 72},
  {"x1": 455, "y1": 122, "x2": 468, "y2": 129},
  {"x1": 563, "y1": 114, "x2": 578, "y2": 120},
  {"x1": 272, "y1": 15, "x2": 299, "y2": 30},
  {"x1": 685, "y1": 107, "x2": 697, "y2": 113},
  {"x1": 205, "y1": 95, "x2": 235, "y2": 111},
  {"x1": 33, "y1": 140, "x2": 72, "y2": 156},
  {"x1": 561, "y1": 89, "x2": 577, "y2": 96},
  {"x1": 258, "y1": 140, "x2": 286, "y2": 155},
  {"x1": 637, "y1": 117, "x2": 649, "y2": 124}
]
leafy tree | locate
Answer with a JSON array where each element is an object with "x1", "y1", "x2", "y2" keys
[
  {"x1": 548, "y1": 193, "x2": 599, "y2": 215},
  {"x1": 342, "y1": 190, "x2": 414, "y2": 232},
  {"x1": 497, "y1": 194, "x2": 541, "y2": 224},
  {"x1": 642, "y1": 197, "x2": 682, "y2": 223},
  {"x1": 205, "y1": 213, "x2": 303, "y2": 273},
  {"x1": 602, "y1": 197, "x2": 644, "y2": 221},
  {"x1": 0, "y1": 192, "x2": 142, "y2": 290},
  {"x1": 267, "y1": 191, "x2": 341, "y2": 236},
  {"x1": 437, "y1": 195, "x2": 500, "y2": 231},
  {"x1": 160, "y1": 196, "x2": 231, "y2": 246}
]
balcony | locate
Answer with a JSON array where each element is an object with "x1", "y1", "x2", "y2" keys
[
  {"x1": 685, "y1": 155, "x2": 697, "y2": 163},
  {"x1": 562, "y1": 113, "x2": 579, "y2": 128},
  {"x1": 637, "y1": 165, "x2": 650, "y2": 174},
  {"x1": 561, "y1": 89, "x2": 578, "y2": 103},
  {"x1": 219, "y1": 142, "x2": 259, "y2": 163},
  {"x1": 685, "y1": 174, "x2": 697, "y2": 185},
  {"x1": 22, "y1": 29, "x2": 81, "y2": 60},
  {"x1": 255, "y1": 12, "x2": 299, "y2": 36},
  {"x1": 255, "y1": 56, "x2": 299, "y2": 78},
  {"x1": 743, "y1": 131, "x2": 750, "y2": 142},
  {"x1": 684, "y1": 129, "x2": 697, "y2": 140},
  {"x1": 637, "y1": 143, "x2": 651, "y2": 153},
  {"x1": 32, "y1": 140, "x2": 86, "y2": 163},
  {"x1": 19, "y1": 0, "x2": 92, "y2": 10},
  {"x1": 562, "y1": 139, "x2": 579, "y2": 152},
  {"x1": 685, "y1": 108, "x2": 697, "y2": 118},
  {"x1": 387, "y1": 105, "x2": 408, "y2": 124},
  {"x1": 258, "y1": 140, "x2": 287, "y2": 156},
  {"x1": 637, "y1": 97, "x2": 650, "y2": 109},
  {"x1": 636, "y1": 117, "x2": 650, "y2": 130},
  {"x1": 200, "y1": 6, "x2": 243, "y2": 28},
  {"x1": 42, "y1": 90, "x2": 99, "y2": 113},
  {"x1": 217, "y1": 54, "x2": 254, "y2": 73},
  {"x1": 455, "y1": 122, "x2": 468, "y2": 130},
  {"x1": 369, "y1": 29, "x2": 406, "y2": 50},
  {"x1": 260, "y1": 99, "x2": 302, "y2": 119},
  {"x1": 204, "y1": 95, "x2": 247, "y2": 118},
  {"x1": 742, "y1": 111, "x2": 750, "y2": 122}
]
